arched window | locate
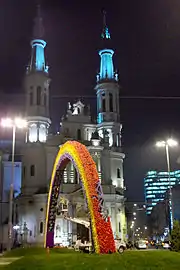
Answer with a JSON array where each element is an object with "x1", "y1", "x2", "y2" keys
[
  {"x1": 77, "y1": 129, "x2": 81, "y2": 140},
  {"x1": 39, "y1": 124, "x2": 46, "y2": 142},
  {"x1": 30, "y1": 165, "x2": 35, "y2": 176},
  {"x1": 102, "y1": 93, "x2": 105, "y2": 112},
  {"x1": 55, "y1": 225, "x2": 60, "y2": 237},
  {"x1": 77, "y1": 107, "x2": 80, "y2": 114},
  {"x1": 109, "y1": 93, "x2": 113, "y2": 112},
  {"x1": 117, "y1": 168, "x2": 120, "y2": 178},
  {"x1": 30, "y1": 92, "x2": 33, "y2": 106},
  {"x1": 39, "y1": 221, "x2": 43, "y2": 234},
  {"x1": 37, "y1": 86, "x2": 41, "y2": 105},
  {"x1": 23, "y1": 166, "x2": 26, "y2": 178},
  {"x1": 116, "y1": 134, "x2": 119, "y2": 147},
  {"x1": 29, "y1": 124, "x2": 37, "y2": 142}
]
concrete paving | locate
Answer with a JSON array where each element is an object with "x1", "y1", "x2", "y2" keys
[{"x1": 0, "y1": 257, "x2": 22, "y2": 266}]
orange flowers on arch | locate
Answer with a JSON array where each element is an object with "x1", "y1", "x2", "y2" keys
[{"x1": 44, "y1": 141, "x2": 116, "y2": 254}]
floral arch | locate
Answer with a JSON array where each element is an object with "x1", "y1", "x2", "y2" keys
[{"x1": 44, "y1": 141, "x2": 115, "y2": 254}]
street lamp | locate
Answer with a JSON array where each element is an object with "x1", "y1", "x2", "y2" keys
[
  {"x1": 1, "y1": 117, "x2": 27, "y2": 250},
  {"x1": 130, "y1": 221, "x2": 135, "y2": 246},
  {"x1": 156, "y1": 138, "x2": 178, "y2": 232}
]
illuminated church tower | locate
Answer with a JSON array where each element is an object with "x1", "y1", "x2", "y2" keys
[
  {"x1": 24, "y1": 5, "x2": 51, "y2": 143},
  {"x1": 20, "y1": 6, "x2": 52, "y2": 196},
  {"x1": 95, "y1": 11, "x2": 121, "y2": 148}
]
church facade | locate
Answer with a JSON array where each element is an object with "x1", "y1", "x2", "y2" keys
[{"x1": 15, "y1": 8, "x2": 126, "y2": 247}]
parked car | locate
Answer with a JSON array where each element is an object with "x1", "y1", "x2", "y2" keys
[
  {"x1": 135, "y1": 239, "x2": 147, "y2": 249},
  {"x1": 115, "y1": 239, "x2": 127, "y2": 253},
  {"x1": 162, "y1": 241, "x2": 171, "y2": 249}
]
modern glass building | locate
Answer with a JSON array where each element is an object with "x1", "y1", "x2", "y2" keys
[{"x1": 144, "y1": 170, "x2": 180, "y2": 215}]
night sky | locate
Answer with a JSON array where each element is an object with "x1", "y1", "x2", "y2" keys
[{"x1": 1, "y1": 0, "x2": 180, "y2": 201}]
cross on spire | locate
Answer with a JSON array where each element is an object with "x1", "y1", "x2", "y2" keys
[{"x1": 101, "y1": 10, "x2": 111, "y2": 40}]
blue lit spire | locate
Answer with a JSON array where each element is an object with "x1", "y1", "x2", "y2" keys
[
  {"x1": 97, "y1": 10, "x2": 118, "y2": 82},
  {"x1": 27, "y1": 4, "x2": 48, "y2": 74}
]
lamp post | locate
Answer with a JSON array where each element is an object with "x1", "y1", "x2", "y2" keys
[
  {"x1": 130, "y1": 221, "x2": 135, "y2": 246},
  {"x1": 156, "y1": 138, "x2": 178, "y2": 233},
  {"x1": 1, "y1": 117, "x2": 27, "y2": 250}
]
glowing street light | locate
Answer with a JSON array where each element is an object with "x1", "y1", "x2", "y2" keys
[
  {"x1": 1, "y1": 117, "x2": 27, "y2": 129},
  {"x1": 156, "y1": 139, "x2": 178, "y2": 148},
  {"x1": 1, "y1": 117, "x2": 27, "y2": 250},
  {"x1": 156, "y1": 138, "x2": 178, "y2": 232},
  {"x1": 133, "y1": 212, "x2": 136, "y2": 216}
]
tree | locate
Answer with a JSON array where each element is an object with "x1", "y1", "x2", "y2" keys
[{"x1": 171, "y1": 220, "x2": 180, "y2": 252}]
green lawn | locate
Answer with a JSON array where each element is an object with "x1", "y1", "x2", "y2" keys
[{"x1": 1, "y1": 247, "x2": 180, "y2": 269}]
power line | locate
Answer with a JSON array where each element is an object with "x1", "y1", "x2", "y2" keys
[{"x1": 52, "y1": 95, "x2": 180, "y2": 100}]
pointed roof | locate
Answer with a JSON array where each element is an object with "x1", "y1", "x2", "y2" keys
[{"x1": 33, "y1": 4, "x2": 44, "y2": 39}]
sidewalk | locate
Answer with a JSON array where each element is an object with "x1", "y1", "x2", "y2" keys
[{"x1": 0, "y1": 257, "x2": 22, "y2": 266}]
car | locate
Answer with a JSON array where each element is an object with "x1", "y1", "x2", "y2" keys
[
  {"x1": 115, "y1": 239, "x2": 127, "y2": 253},
  {"x1": 136, "y1": 240, "x2": 147, "y2": 249},
  {"x1": 162, "y1": 241, "x2": 170, "y2": 249}
]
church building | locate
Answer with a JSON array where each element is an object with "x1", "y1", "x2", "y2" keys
[{"x1": 2, "y1": 7, "x2": 126, "y2": 247}]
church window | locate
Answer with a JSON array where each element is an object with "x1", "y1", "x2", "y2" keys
[
  {"x1": 29, "y1": 230, "x2": 32, "y2": 237},
  {"x1": 37, "y1": 86, "x2": 41, "y2": 105},
  {"x1": 30, "y1": 165, "x2": 35, "y2": 176},
  {"x1": 86, "y1": 128, "x2": 89, "y2": 140},
  {"x1": 102, "y1": 93, "x2": 105, "y2": 112},
  {"x1": 30, "y1": 92, "x2": 33, "y2": 106},
  {"x1": 55, "y1": 225, "x2": 60, "y2": 237},
  {"x1": 109, "y1": 93, "x2": 113, "y2": 112},
  {"x1": 39, "y1": 124, "x2": 46, "y2": 142},
  {"x1": 39, "y1": 222, "x2": 43, "y2": 234},
  {"x1": 116, "y1": 134, "x2": 119, "y2": 147},
  {"x1": 77, "y1": 129, "x2": 81, "y2": 140},
  {"x1": 77, "y1": 107, "x2": 80, "y2": 114},
  {"x1": 23, "y1": 166, "x2": 26, "y2": 179},
  {"x1": 29, "y1": 124, "x2": 37, "y2": 142},
  {"x1": 119, "y1": 222, "x2": 121, "y2": 232},
  {"x1": 117, "y1": 168, "x2": 120, "y2": 178}
]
